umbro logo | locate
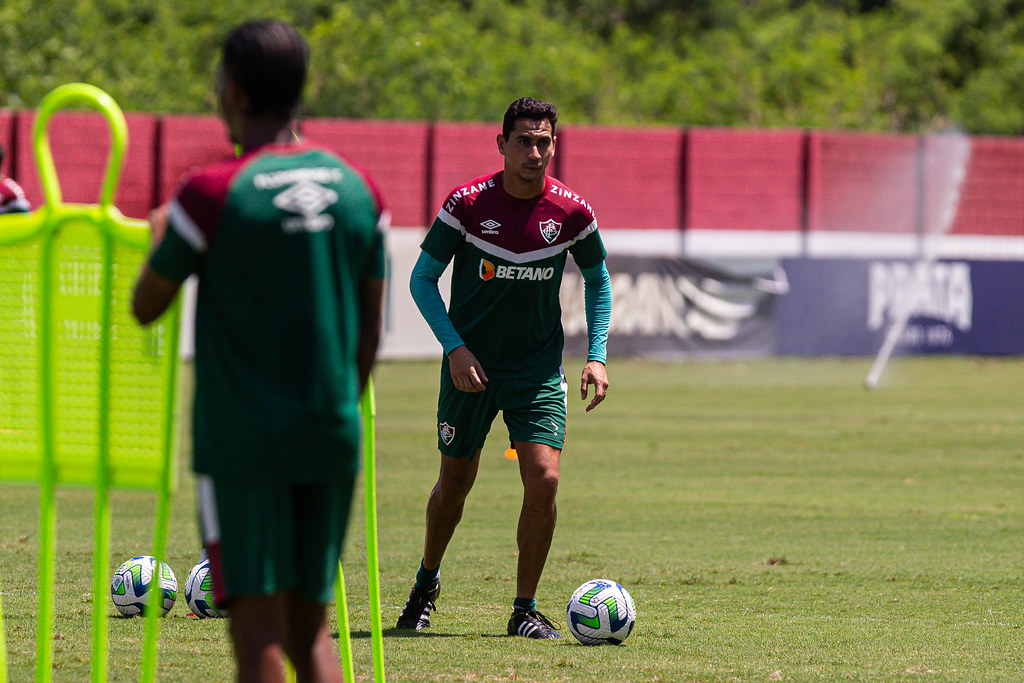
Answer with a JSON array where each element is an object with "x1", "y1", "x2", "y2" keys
[
  {"x1": 272, "y1": 180, "x2": 338, "y2": 217},
  {"x1": 480, "y1": 219, "x2": 501, "y2": 234},
  {"x1": 272, "y1": 180, "x2": 339, "y2": 234}
]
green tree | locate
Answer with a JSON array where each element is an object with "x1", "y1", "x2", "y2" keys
[{"x1": 3, "y1": 0, "x2": 1024, "y2": 134}]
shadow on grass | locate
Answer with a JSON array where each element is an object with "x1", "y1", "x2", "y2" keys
[{"x1": 333, "y1": 629, "x2": 510, "y2": 640}]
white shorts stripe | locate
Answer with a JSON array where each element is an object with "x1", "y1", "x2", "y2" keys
[
  {"x1": 558, "y1": 365, "x2": 568, "y2": 412},
  {"x1": 196, "y1": 474, "x2": 220, "y2": 545}
]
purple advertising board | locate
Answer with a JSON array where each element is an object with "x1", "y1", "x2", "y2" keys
[{"x1": 778, "y1": 258, "x2": 1024, "y2": 355}]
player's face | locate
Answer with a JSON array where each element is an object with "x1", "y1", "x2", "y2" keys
[{"x1": 498, "y1": 118, "x2": 555, "y2": 195}]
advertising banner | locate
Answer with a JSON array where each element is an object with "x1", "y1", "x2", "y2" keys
[
  {"x1": 778, "y1": 258, "x2": 1024, "y2": 355},
  {"x1": 561, "y1": 255, "x2": 785, "y2": 357}
]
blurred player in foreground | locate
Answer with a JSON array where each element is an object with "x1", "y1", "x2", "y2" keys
[
  {"x1": 397, "y1": 96, "x2": 612, "y2": 639},
  {"x1": 132, "y1": 19, "x2": 387, "y2": 681},
  {"x1": 0, "y1": 144, "x2": 30, "y2": 214}
]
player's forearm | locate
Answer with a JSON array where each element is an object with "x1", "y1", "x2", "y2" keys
[
  {"x1": 357, "y1": 278, "x2": 385, "y2": 395},
  {"x1": 409, "y1": 250, "x2": 465, "y2": 354},
  {"x1": 131, "y1": 265, "x2": 182, "y2": 326},
  {"x1": 356, "y1": 330, "x2": 380, "y2": 396},
  {"x1": 580, "y1": 261, "x2": 611, "y2": 364}
]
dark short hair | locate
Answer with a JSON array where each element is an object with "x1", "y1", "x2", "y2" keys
[
  {"x1": 220, "y1": 19, "x2": 309, "y2": 120},
  {"x1": 502, "y1": 97, "x2": 558, "y2": 140}
]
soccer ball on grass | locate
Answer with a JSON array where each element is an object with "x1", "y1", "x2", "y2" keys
[
  {"x1": 566, "y1": 579, "x2": 636, "y2": 645},
  {"x1": 185, "y1": 559, "x2": 227, "y2": 618},
  {"x1": 110, "y1": 555, "x2": 177, "y2": 617}
]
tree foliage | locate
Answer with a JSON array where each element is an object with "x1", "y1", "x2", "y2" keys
[{"x1": 3, "y1": 0, "x2": 1024, "y2": 134}]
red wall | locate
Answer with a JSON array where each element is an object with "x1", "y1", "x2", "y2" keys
[
  {"x1": 302, "y1": 118, "x2": 431, "y2": 228},
  {"x1": 3, "y1": 107, "x2": 1022, "y2": 236},
  {"x1": 560, "y1": 124, "x2": 683, "y2": 230},
  {"x1": 0, "y1": 112, "x2": 14, "y2": 180},
  {"x1": 687, "y1": 128, "x2": 805, "y2": 232},
  {"x1": 808, "y1": 131, "x2": 919, "y2": 234},
  {"x1": 946, "y1": 136, "x2": 1024, "y2": 236},
  {"x1": 15, "y1": 111, "x2": 156, "y2": 218},
  {"x1": 156, "y1": 115, "x2": 235, "y2": 209},
  {"x1": 430, "y1": 121, "x2": 499, "y2": 224}
]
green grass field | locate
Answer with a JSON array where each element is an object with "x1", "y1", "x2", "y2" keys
[{"x1": 3, "y1": 356, "x2": 1024, "y2": 681}]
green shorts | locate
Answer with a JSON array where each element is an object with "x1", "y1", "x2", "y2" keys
[
  {"x1": 436, "y1": 362, "x2": 568, "y2": 460},
  {"x1": 196, "y1": 473, "x2": 357, "y2": 605}
]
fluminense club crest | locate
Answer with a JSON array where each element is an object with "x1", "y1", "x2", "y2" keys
[
  {"x1": 539, "y1": 219, "x2": 561, "y2": 244},
  {"x1": 439, "y1": 421, "x2": 455, "y2": 445}
]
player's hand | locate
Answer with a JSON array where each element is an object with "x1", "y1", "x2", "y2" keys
[
  {"x1": 580, "y1": 360, "x2": 608, "y2": 412},
  {"x1": 147, "y1": 204, "x2": 169, "y2": 253},
  {"x1": 448, "y1": 345, "x2": 488, "y2": 392}
]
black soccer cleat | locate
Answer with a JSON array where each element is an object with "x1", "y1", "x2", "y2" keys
[
  {"x1": 507, "y1": 609, "x2": 562, "y2": 639},
  {"x1": 396, "y1": 582, "x2": 440, "y2": 630}
]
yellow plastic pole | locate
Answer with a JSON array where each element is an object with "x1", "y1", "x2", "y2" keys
[
  {"x1": 362, "y1": 378, "x2": 385, "y2": 682},
  {"x1": 334, "y1": 563, "x2": 355, "y2": 682}
]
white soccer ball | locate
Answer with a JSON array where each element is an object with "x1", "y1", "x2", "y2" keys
[
  {"x1": 566, "y1": 579, "x2": 636, "y2": 645},
  {"x1": 110, "y1": 555, "x2": 177, "y2": 617},
  {"x1": 185, "y1": 559, "x2": 227, "y2": 618}
]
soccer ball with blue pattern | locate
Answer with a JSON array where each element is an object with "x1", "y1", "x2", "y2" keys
[
  {"x1": 110, "y1": 555, "x2": 177, "y2": 617},
  {"x1": 566, "y1": 579, "x2": 636, "y2": 645},
  {"x1": 185, "y1": 559, "x2": 227, "y2": 618}
]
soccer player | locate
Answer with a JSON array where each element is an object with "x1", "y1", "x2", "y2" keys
[
  {"x1": 397, "y1": 97, "x2": 612, "y2": 639},
  {"x1": 0, "y1": 144, "x2": 30, "y2": 214},
  {"x1": 131, "y1": 20, "x2": 387, "y2": 682}
]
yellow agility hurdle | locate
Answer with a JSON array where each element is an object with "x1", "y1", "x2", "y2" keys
[{"x1": 0, "y1": 83, "x2": 180, "y2": 682}]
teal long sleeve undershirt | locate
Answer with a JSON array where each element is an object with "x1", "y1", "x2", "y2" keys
[
  {"x1": 409, "y1": 250, "x2": 612, "y2": 363},
  {"x1": 409, "y1": 250, "x2": 465, "y2": 355},
  {"x1": 579, "y1": 261, "x2": 611, "y2": 364}
]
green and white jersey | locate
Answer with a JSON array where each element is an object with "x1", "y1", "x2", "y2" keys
[
  {"x1": 150, "y1": 141, "x2": 387, "y2": 483},
  {"x1": 422, "y1": 171, "x2": 605, "y2": 378}
]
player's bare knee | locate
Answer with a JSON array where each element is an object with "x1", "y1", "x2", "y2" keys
[
  {"x1": 436, "y1": 473, "x2": 474, "y2": 500},
  {"x1": 437, "y1": 465, "x2": 478, "y2": 497},
  {"x1": 429, "y1": 481, "x2": 471, "y2": 520},
  {"x1": 523, "y1": 470, "x2": 559, "y2": 501}
]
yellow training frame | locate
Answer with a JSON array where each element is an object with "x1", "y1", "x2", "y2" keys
[{"x1": 0, "y1": 83, "x2": 180, "y2": 682}]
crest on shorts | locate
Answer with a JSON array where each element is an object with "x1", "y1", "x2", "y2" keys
[
  {"x1": 439, "y1": 421, "x2": 455, "y2": 445},
  {"x1": 539, "y1": 219, "x2": 561, "y2": 244}
]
